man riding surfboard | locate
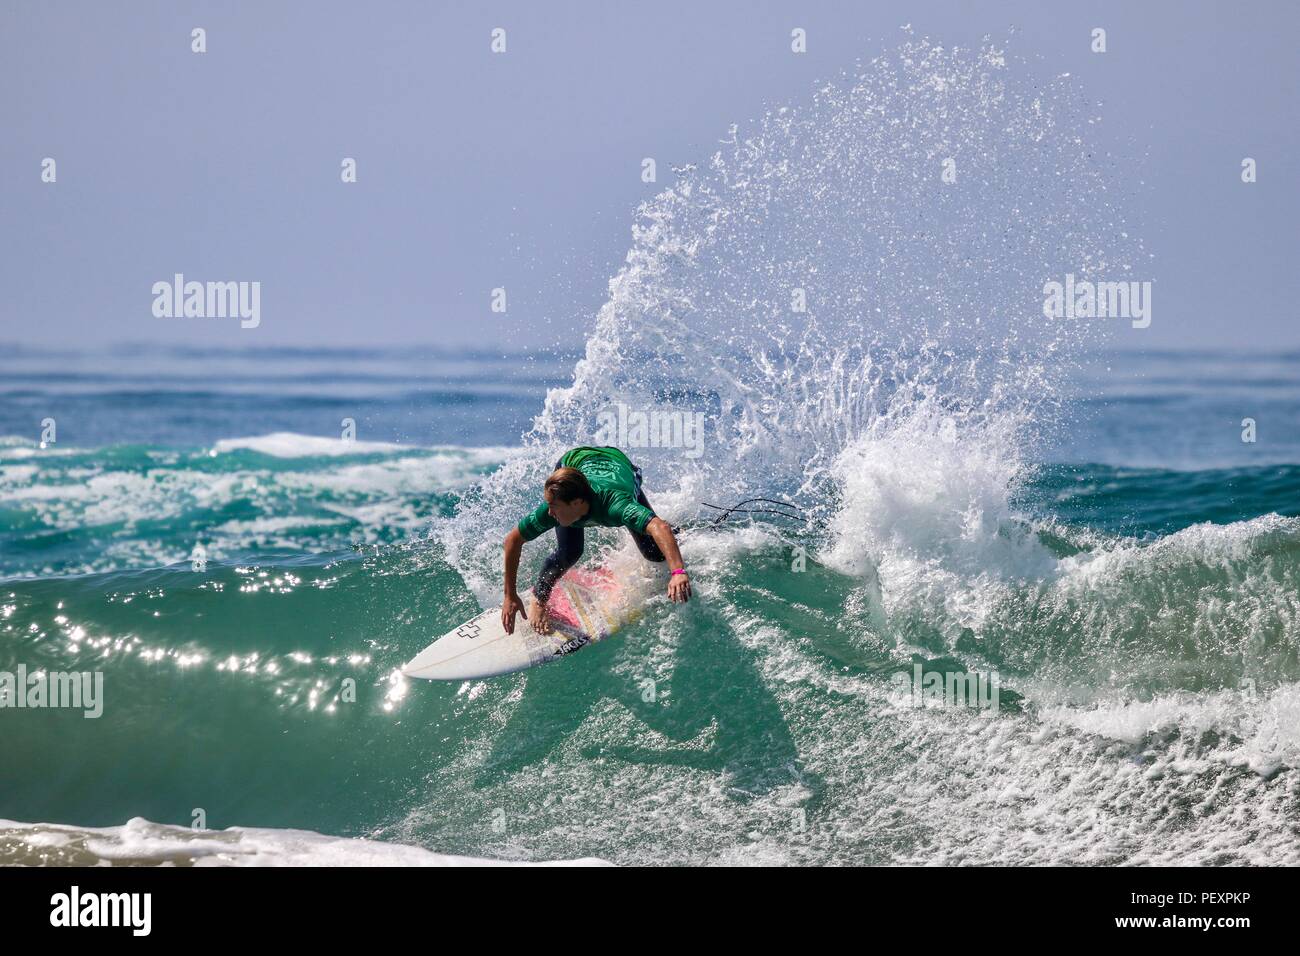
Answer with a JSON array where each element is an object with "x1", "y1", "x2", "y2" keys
[{"x1": 502, "y1": 446, "x2": 690, "y2": 634}]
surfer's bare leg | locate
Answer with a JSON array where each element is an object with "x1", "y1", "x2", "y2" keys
[
  {"x1": 530, "y1": 525, "x2": 583, "y2": 633},
  {"x1": 536, "y1": 525, "x2": 583, "y2": 599}
]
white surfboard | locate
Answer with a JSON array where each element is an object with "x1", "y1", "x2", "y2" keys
[{"x1": 402, "y1": 566, "x2": 648, "y2": 681}]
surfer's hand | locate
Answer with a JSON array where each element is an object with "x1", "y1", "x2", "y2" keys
[
  {"x1": 502, "y1": 592, "x2": 527, "y2": 634},
  {"x1": 528, "y1": 597, "x2": 552, "y2": 634},
  {"x1": 668, "y1": 571, "x2": 691, "y2": 603}
]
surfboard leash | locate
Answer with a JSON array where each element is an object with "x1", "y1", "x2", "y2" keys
[{"x1": 690, "y1": 496, "x2": 810, "y2": 531}]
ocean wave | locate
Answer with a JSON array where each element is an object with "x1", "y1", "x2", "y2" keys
[
  {"x1": 0, "y1": 437, "x2": 510, "y2": 577},
  {"x1": 4, "y1": 31, "x2": 1297, "y2": 867}
]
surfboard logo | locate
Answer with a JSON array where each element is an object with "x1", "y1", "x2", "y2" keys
[
  {"x1": 553, "y1": 635, "x2": 590, "y2": 656},
  {"x1": 456, "y1": 622, "x2": 481, "y2": 640}
]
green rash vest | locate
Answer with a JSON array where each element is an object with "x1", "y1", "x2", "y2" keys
[{"x1": 516, "y1": 446, "x2": 656, "y2": 541}]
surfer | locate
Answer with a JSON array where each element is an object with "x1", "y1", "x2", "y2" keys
[{"x1": 502, "y1": 446, "x2": 690, "y2": 634}]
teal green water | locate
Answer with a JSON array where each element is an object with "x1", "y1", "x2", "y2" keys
[{"x1": 3, "y1": 433, "x2": 1299, "y2": 864}]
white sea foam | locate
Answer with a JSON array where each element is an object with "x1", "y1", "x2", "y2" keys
[
  {"x1": 211, "y1": 433, "x2": 411, "y2": 457},
  {"x1": 0, "y1": 817, "x2": 609, "y2": 867},
  {"x1": 1041, "y1": 681, "x2": 1300, "y2": 777},
  {"x1": 0, "y1": 439, "x2": 512, "y2": 575}
]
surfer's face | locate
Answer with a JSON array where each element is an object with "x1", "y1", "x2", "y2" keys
[{"x1": 546, "y1": 493, "x2": 589, "y2": 526}]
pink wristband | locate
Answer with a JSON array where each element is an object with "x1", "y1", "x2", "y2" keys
[{"x1": 671, "y1": 568, "x2": 687, "y2": 576}]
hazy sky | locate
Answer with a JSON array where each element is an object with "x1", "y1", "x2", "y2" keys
[{"x1": 2, "y1": 0, "x2": 1297, "y2": 351}]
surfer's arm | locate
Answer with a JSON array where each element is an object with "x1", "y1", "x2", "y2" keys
[
  {"x1": 645, "y1": 517, "x2": 691, "y2": 602},
  {"x1": 506, "y1": 503, "x2": 556, "y2": 601},
  {"x1": 503, "y1": 526, "x2": 525, "y2": 597},
  {"x1": 501, "y1": 527, "x2": 528, "y2": 633}
]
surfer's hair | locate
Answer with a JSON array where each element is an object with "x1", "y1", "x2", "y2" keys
[{"x1": 544, "y1": 467, "x2": 593, "y2": 504}]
